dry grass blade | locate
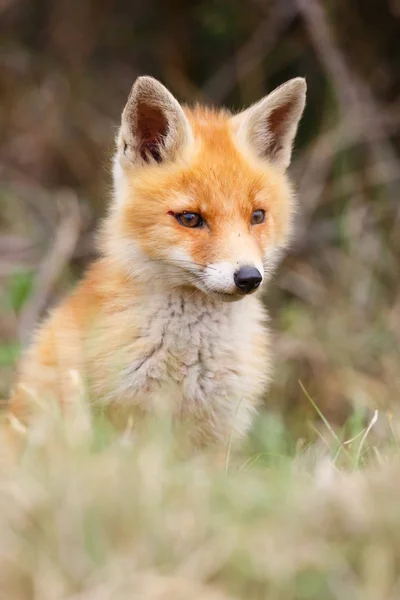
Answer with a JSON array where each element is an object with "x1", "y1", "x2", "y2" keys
[
  {"x1": 354, "y1": 409, "x2": 378, "y2": 467},
  {"x1": 299, "y1": 380, "x2": 351, "y2": 461},
  {"x1": 224, "y1": 397, "x2": 243, "y2": 472}
]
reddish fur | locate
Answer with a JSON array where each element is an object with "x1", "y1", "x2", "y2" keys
[
  {"x1": 108, "y1": 106, "x2": 292, "y2": 270},
  {"x1": 4, "y1": 95, "x2": 299, "y2": 456}
]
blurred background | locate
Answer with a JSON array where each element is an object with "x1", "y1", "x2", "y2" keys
[{"x1": 1, "y1": 0, "x2": 400, "y2": 432}]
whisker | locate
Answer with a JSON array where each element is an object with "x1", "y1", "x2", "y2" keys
[
  {"x1": 169, "y1": 259, "x2": 204, "y2": 268},
  {"x1": 160, "y1": 258, "x2": 218, "y2": 272}
]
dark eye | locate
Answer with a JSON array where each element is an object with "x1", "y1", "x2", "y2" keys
[
  {"x1": 251, "y1": 209, "x2": 266, "y2": 225},
  {"x1": 176, "y1": 212, "x2": 203, "y2": 228}
]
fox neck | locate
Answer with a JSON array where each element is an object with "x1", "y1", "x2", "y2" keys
[{"x1": 100, "y1": 255, "x2": 254, "y2": 321}]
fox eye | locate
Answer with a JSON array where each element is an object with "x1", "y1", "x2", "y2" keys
[
  {"x1": 251, "y1": 209, "x2": 266, "y2": 225},
  {"x1": 175, "y1": 212, "x2": 203, "y2": 228}
]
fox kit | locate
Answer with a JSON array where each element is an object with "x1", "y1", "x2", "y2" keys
[{"x1": 6, "y1": 76, "x2": 306, "y2": 452}]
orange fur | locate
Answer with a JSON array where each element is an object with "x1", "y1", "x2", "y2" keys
[{"x1": 6, "y1": 76, "x2": 306, "y2": 454}]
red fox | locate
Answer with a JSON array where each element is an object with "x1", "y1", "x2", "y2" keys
[{"x1": 5, "y1": 76, "x2": 306, "y2": 452}]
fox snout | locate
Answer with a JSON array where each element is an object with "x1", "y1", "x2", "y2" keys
[
  {"x1": 198, "y1": 258, "x2": 264, "y2": 300},
  {"x1": 233, "y1": 266, "x2": 262, "y2": 293}
]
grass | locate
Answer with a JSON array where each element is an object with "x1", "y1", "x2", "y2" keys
[
  {"x1": 1, "y1": 395, "x2": 400, "y2": 599},
  {"x1": 1, "y1": 1, "x2": 399, "y2": 595},
  {"x1": 1, "y1": 222, "x2": 399, "y2": 598}
]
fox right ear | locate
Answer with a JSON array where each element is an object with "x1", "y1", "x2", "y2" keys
[
  {"x1": 232, "y1": 78, "x2": 306, "y2": 170},
  {"x1": 117, "y1": 76, "x2": 193, "y2": 166}
]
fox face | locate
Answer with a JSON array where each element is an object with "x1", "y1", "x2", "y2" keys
[{"x1": 105, "y1": 76, "x2": 306, "y2": 300}]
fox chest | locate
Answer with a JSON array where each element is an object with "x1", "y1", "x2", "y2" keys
[
  {"x1": 96, "y1": 295, "x2": 268, "y2": 443},
  {"x1": 116, "y1": 302, "x2": 239, "y2": 409}
]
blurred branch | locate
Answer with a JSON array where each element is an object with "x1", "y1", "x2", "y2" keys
[
  {"x1": 0, "y1": 237, "x2": 41, "y2": 278},
  {"x1": 18, "y1": 191, "x2": 81, "y2": 345},
  {"x1": 0, "y1": 180, "x2": 60, "y2": 236},
  {"x1": 203, "y1": 2, "x2": 297, "y2": 103},
  {"x1": 295, "y1": 0, "x2": 400, "y2": 202},
  {"x1": 294, "y1": 0, "x2": 358, "y2": 108},
  {"x1": 335, "y1": 160, "x2": 400, "y2": 197},
  {"x1": 0, "y1": 0, "x2": 18, "y2": 16},
  {"x1": 294, "y1": 107, "x2": 400, "y2": 205}
]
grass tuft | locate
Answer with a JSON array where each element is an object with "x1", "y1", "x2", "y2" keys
[{"x1": 0, "y1": 401, "x2": 400, "y2": 599}]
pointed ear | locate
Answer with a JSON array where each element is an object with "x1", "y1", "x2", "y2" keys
[
  {"x1": 117, "y1": 76, "x2": 193, "y2": 166},
  {"x1": 232, "y1": 78, "x2": 306, "y2": 169}
]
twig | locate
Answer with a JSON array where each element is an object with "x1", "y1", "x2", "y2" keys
[{"x1": 18, "y1": 190, "x2": 81, "y2": 344}]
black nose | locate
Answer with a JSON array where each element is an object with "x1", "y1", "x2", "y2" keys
[{"x1": 234, "y1": 266, "x2": 262, "y2": 294}]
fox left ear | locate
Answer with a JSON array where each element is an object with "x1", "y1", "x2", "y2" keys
[
  {"x1": 232, "y1": 78, "x2": 306, "y2": 169},
  {"x1": 117, "y1": 76, "x2": 193, "y2": 167}
]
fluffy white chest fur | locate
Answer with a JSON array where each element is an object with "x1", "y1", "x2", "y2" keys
[{"x1": 98, "y1": 290, "x2": 270, "y2": 447}]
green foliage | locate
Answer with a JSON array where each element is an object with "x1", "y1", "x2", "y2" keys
[
  {"x1": 3, "y1": 271, "x2": 34, "y2": 314},
  {"x1": 0, "y1": 343, "x2": 20, "y2": 367}
]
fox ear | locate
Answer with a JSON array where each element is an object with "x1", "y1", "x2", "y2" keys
[
  {"x1": 232, "y1": 78, "x2": 306, "y2": 169},
  {"x1": 117, "y1": 76, "x2": 193, "y2": 166}
]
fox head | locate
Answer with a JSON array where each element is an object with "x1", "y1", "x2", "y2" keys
[{"x1": 104, "y1": 75, "x2": 306, "y2": 301}]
